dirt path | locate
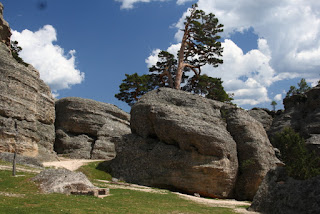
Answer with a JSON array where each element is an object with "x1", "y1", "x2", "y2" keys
[
  {"x1": 42, "y1": 157, "x2": 107, "y2": 171},
  {"x1": 0, "y1": 165, "x2": 41, "y2": 173},
  {"x1": 174, "y1": 193, "x2": 259, "y2": 214}
]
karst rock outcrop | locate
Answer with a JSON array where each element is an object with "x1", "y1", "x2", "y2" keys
[
  {"x1": 249, "y1": 167, "x2": 320, "y2": 214},
  {"x1": 55, "y1": 97, "x2": 130, "y2": 159},
  {"x1": 269, "y1": 84, "x2": 320, "y2": 154},
  {"x1": 0, "y1": 4, "x2": 56, "y2": 161},
  {"x1": 0, "y1": 3, "x2": 10, "y2": 47},
  {"x1": 248, "y1": 108, "x2": 274, "y2": 132},
  {"x1": 109, "y1": 88, "x2": 279, "y2": 200}
]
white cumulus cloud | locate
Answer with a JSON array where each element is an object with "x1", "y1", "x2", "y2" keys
[
  {"x1": 11, "y1": 25, "x2": 84, "y2": 94},
  {"x1": 274, "y1": 94, "x2": 282, "y2": 101},
  {"x1": 176, "y1": 0, "x2": 194, "y2": 5},
  {"x1": 115, "y1": 0, "x2": 169, "y2": 9},
  {"x1": 201, "y1": 39, "x2": 275, "y2": 106},
  {"x1": 195, "y1": 0, "x2": 320, "y2": 82}
]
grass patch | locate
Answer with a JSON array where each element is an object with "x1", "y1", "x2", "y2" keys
[
  {"x1": 76, "y1": 161, "x2": 112, "y2": 182},
  {"x1": 0, "y1": 170, "x2": 236, "y2": 214}
]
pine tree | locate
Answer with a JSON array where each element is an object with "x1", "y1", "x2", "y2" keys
[
  {"x1": 175, "y1": 4, "x2": 224, "y2": 89},
  {"x1": 271, "y1": 100, "x2": 277, "y2": 111}
]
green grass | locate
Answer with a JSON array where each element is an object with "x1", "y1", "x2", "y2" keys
[
  {"x1": 0, "y1": 170, "x2": 236, "y2": 214},
  {"x1": 76, "y1": 161, "x2": 112, "y2": 181}
]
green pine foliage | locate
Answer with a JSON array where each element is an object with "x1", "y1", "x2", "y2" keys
[
  {"x1": 272, "y1": 127, "x2": 320, "y2": 180},
  {"x1": 285, "y1": 78, "x2": 311, "y2": 98},
  {"x1": 10, "y1": 40, "x2": 28, "y2": 67},
  {"x1": 183, "y1": 74, "x2": 233, "y2": 103},
  {"x1": 270, "y1": 100, "x2": 277, "y2": 111},
  {"x1": 115, "y1": 4, "x2": 229, "y2": 106},
  {"x1": 115, "y1": 73, "x2": 159, "y2": 106}
]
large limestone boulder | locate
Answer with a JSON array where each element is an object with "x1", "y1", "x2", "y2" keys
[
  {"x1": 55, "y1": 97, "x2": 131, "y2": 159},
  {"x1": 109, "y1": 88, "x2": 279, "y2": 200},
  {"x1": 249, "y1": 167, "x2": 320, "y2": 214},
  {"x1": 0, "y1": 6, "x2": 56, "y2": 161},
  {"x1": 269, "y1": 84, "x2": 320, "y2": 154}
]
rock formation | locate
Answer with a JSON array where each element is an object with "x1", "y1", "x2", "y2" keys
[
  {"x1": 0, "y1": 6, "x2": 56, "y2": 161},
  {"x1": 32, "y1": 168, "x2": 95, "y2": 194},
  {"x1": 109, "y1": 88, "x2": 279, "y2": 200},
  {"x1": 248, "y1": 108, "x2": 273, "y2": 132},
  {"x1": 55, "y1": 97, "x2": 130, "y2": 159},
  {"x1": 269, "y1": 84, "x2": 320, "y2": 154},
  {"x1": 249, "y1": 167, "x2": 320, "y2": 214},
  {"x1": 0, "y1": 3, "x2": 11, "y2": 47}
]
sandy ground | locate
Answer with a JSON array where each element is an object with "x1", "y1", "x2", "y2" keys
[{"x1": 42, "y1": 157, "x2": 107, "y2": 171}]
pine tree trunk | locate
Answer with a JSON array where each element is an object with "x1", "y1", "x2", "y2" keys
[{"x1": 175, "y1": 32, "x2": 188, "y2": 89}]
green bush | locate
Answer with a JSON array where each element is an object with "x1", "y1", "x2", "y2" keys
[{"x1": 272, "y1": 127, "x2": 320, "y2": 180}]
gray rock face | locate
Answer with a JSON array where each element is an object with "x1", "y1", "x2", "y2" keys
[
  {"x1": 269, "y1": 84, "x2": 320, "y2": 154},
  {"x1": 248, "y1": 108, "x2": 273, "y2": 132},
  {"x1": 0, "y1": 38, "x2": 56, "y2": 160},
  {"x1": 55, "y1": 97, "x2": 131, "y2": 159},
  {"x1": 225, "y1": 107, "x2": 279, "y2": 200},
  {"x1": 110, "y1": 88, "x2": 279, "y2": 200},
  {"x1": 249, "y1": 167, "x2": 320, "y2": 214},
  {"x1": 0, "y1": 3, "x2": 11, "y2": 47},
  {"x1": 32, "y1": 168, "x2": 95, "y2": 194}
]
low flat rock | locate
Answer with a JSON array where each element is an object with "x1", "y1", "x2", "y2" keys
[{"x1": 32, "y1": 168, "x2": 95, "y2": 194}]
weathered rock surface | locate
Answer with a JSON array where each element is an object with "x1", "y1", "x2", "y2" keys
[
  {"x1": 55, "y1": 97, "x2": 130, "y2": 159},
  {"x1": 269, "y1": 84, "x2": 320, "y2": 154},
  {"x1": 225, "y1": 107, "x2": 280, "y2": 200},
  {"x1": 109, "y1": 88, "x2": 279, "y2": 200},
  {"x1": 0, "y1": 8, "x2": 56, "y2": 161},
  {"x1": 0, "y1": 152, "x2": 43, "y2": 167},
  {"x1": 249, "y1": 167, "x2": 320, "y2": 214},
  {"x1": 32, "y1": 168, "x2": 95, "y2": 194},
  {"x1": 0, "y1": 3, "x2": 11, "y2": 47},
  {"x1": 248, "y1": 108, "x2": 273, "y2": 132}
]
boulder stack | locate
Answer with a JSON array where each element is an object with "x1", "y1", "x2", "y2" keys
[{"x1": 109, "y1": 88, "x2": 280, "y2": 200}]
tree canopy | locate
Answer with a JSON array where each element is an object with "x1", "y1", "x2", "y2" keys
[
  {"x1": 270, "y1": 100, "x2": 277, "y2": 111},
  {"x1": 286, "y1": 78, "x2": 311, "y2": 98},
  {"x1": 115, "y1": 73, "x2": 159, "y2": 106},
  {"x1": 115, "y1": 4, "x2": 229, "y2": 106}
]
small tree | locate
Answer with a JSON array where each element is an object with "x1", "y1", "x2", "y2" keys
[
  {"x1": 271, "y1": 100, "x2": 277, "y2": 111},
  {"x1": 272, "y1": 127, "x2": 320, "y2": 180},
  {"x1": 10, "y1": 40, "x2": 28, "y2": 67},
  {"x1": 286, "y1": 78, "x2": 311, "y2": 98}
]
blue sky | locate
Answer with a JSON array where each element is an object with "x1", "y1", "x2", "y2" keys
[{"x1": 2, "y1": 0, "x2": 320, "y2": 112}]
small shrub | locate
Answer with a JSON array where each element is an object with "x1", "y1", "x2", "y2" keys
[
  {"x1": 272, "y1": 127, "x2": 320, "y2": 180},
  {"x1": 10, "y1": 40, "x2": 28, "y2": 67}
]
